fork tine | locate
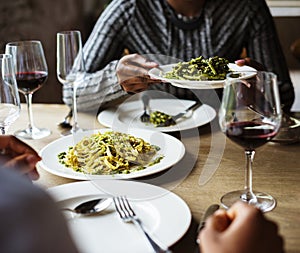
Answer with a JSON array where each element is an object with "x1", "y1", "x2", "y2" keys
[
  {"x1": 113, "y1": 196, "x2": 132, "y2": 222},
  {"x1": 113, "y1": 196, "x2": 124, "y2": 219},
  {"x1": 121, "y1": 196, "x2": 135, "y2": 216}
]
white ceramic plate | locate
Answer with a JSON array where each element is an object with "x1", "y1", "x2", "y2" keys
[
  {"x1": 48, "y1": 180, "x2": 191, "y2": 253},
  {"x1": 148, "y1": 63, "x2": 257, "y2": 89},
  {"x1": 38, "y1": 129, "x2": 185, "y2": 180},
  {"x1": 98, "y1": 99, "x2": 216, "y2": 132}
]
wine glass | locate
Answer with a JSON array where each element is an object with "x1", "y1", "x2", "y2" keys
[
  {"x1": 56, "y1": 30, "x2": 85, "y2": 135},
  {"x1": 0, "y1": 54, "x2": 21, "y2": 134},
  {"x1": 219, "y1": 71, "x2": 282, "y2": 212},
  {"x1": 5, "y1": 40, "x2": 51, "y2": 139}
]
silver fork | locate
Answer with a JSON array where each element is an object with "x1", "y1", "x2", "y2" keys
[
  {"x1": 140, "y1": 94, "x2": 151, "y2": 122},
  {"x1": 113, "y1": 196, "x2": 172, "y2": 253}
]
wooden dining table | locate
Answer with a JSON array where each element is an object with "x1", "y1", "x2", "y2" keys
[{"x1": 8, "y1": 103, "x2": 300, "y2": 253}]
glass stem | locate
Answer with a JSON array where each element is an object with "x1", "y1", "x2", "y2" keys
[
  {"x1": 71, "y1": 85, "x2": 79, "y2": 133},
  {"x1": 24, "y1": 93, "x2": 35, "y2": 133},
  {"x1": 242, "y1": 150, "x2": 257, "y2": 203}
]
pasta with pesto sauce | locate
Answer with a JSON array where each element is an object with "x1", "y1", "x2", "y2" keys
[
  {"x1": 164, "y1": 56, "x2": 230, "y2": 81},
  {"x1": 58, "y1": 131, "x2": 163, "y2": 175}
]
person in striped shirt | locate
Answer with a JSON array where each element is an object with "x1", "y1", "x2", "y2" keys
[{"x1": 63, "y1": 0, "x2": 295, "y2": 113}]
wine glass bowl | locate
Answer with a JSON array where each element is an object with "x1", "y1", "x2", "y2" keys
[
  {"x1": 219, "y1": 71, "x2": 281, "y2": 212},
  {"x1": 5, "y1": 40, "x2": 51, "y2": 139},
  {"x1": 0, "y1": 54, "x2": 21, "y2": 134}
]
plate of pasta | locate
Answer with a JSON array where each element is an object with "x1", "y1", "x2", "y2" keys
[
  {"x1": 149, "y1": 62, "x2": 256, "y2": 89},
  {"x1": 38, "y1": 129, "x2": 185, "y2": 180}
]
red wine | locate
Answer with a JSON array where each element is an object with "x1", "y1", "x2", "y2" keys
[
  {"x1": 16, "y1": 71, "x2": 48, "y2": 94},
  {"x1": 226, "y1": 121, "x2": 277, "y2": 150}
]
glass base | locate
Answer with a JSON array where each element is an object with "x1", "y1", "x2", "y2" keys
[
  {"x1": 220, "y1": 190, "x2": 276, "y2": 212},
  {"x1": 15, "y1": 127, "x2": 51, "y2": 140}
]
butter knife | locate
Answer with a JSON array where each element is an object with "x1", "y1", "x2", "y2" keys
[
  {"x1": 197, "y1": 204, "x2": 220, "y2": 233},
  {"x1": 195, "y1": 204, "x2": 220, "y2": 252},
  {"x1": 172, "y1": 102, "x2": 202, "y2": 121},
  {"x1": 158, "y1": 102, "x2": 202, "y2": 127}
]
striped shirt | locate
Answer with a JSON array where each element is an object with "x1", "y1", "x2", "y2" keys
[{"x1": 63, "y1": 0, "x2": 295, "y2": 112}]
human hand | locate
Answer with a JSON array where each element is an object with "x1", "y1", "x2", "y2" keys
[
  {"x1": 116, "y1": 54, "x2": 161, "y2": 93},
  {"x1": 198, "y1": 201, "x2": 284, "y2": 253},
  {"x1": 0, "y1": 135, "x2": 41, "y2": 180},
  {"x1": 235, "y1": 57, "x2": 266, "y2": 71}
]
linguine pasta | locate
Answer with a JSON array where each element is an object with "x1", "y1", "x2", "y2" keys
[{"x1": 58, "y1": 131, "x2": 162, "y2": 175}]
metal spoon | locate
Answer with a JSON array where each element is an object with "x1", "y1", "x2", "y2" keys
[
  {"x1": 61, "y1": 197, "x2": 112, "y2": 215},
  {"x1": 57, "y1": 109, "x2": 73, "y2": 130}
]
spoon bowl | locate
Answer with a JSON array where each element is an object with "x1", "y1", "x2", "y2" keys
[
  {"x1": 62, "y1": 197, "x2": 113, "y2": 216},
  {"x1": 58, "y1": 109, "x2": 73, "y2": 130}
]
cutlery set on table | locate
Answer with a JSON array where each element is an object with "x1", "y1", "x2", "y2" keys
[
  {"x1": 58, "y1": 190, "x2": 219, "y2": 253},
  {"x1": 62, "y1": 195, "x2": 171, "y2": 252},
  {"x1": 49, "y1": 179, "x2": 193, "y2": 253}
]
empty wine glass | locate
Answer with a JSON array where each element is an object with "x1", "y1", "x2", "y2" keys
[
  {"x1": 5, "y1": 40, "x2": 51, "y2": 139},
  {"x1": 0, "y1": 54, "x2": 20, "y2": 135},
  {"x1": 219, "y1": 71, "x2": 282, "y2": 212},
  {"x1": 56, "y1": 30, "x2": 85, "y2": 135}
]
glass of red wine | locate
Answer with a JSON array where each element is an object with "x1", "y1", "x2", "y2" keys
[
  {"x1": 5, "y1": 40, "x2": 51, "y2": 139},
  {"x1": 218, "y1": 71, "x2": 281, "y2": 212}
]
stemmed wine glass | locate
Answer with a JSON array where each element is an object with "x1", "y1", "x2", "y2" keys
[
  {"x1": 5, "y1": 40, "x2": 51, "y2": 139},
  {"x1": 0, "y1": 54, "x2": 20, "y2": 135},
  {"x1": 219, "y1": 71, "x2": 282, "y2": 212},
  {"x1": 56, "y1": 30, "x2": 85, "y2": 135}
]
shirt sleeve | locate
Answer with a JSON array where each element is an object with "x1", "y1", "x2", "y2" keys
[{"x1": 62, "y1": 60, "x2": 127, "y2": 112}]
